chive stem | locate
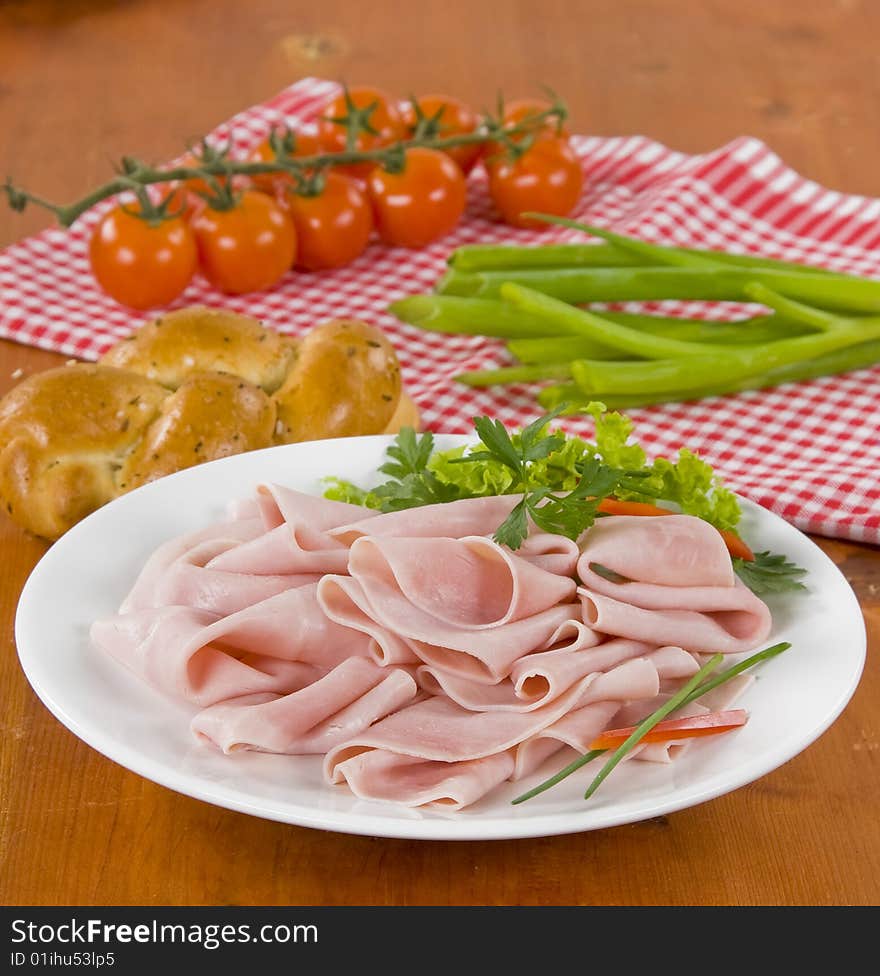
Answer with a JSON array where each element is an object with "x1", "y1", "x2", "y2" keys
[{"x1": 511, "y1": 642, "x2": 792, "y2": 805}]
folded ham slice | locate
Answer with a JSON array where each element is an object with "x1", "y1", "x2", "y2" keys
[
  {"x1": 91, "y1": 583, "x2": 376, "y2": 706},
  {"x1": 324, "y1": 656, "x2": 660, "y2": 808},
  {"x1": 190, "y1": 658, "x2": 418, "y2": 755},
  {"x1": 330, "y1": 495, "x2": 521, "y2": 546},
  {"x1": 576, "y1": 514, "x2": 772, "y2": 654},
  {"x1": 205, "y1": 484, "x2": 376, "y2": 577},
  {"x1": 120, "y1": 514, "x2": 266, "y2": 613}
]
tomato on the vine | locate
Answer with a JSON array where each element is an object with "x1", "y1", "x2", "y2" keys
[
  {"x1": 89, "y1": 203, "x2": 198, "y2": 309},
  {"x1": 367, "y1": 147, "x2": 466, "y2": 248},
  {"x1": 249, "y1": 127, "x2": 321, "y2": 194},
  {"x1": 283, "y1": 171, "x2": 374, "y2": 271},
  {"x1": 400, "y1": 94, "x2": 482, "y2": 175},
  {"x1": 317, "y1": 86, "x2": 406, "y2": 180},
  {"x1": 501, "y1": 97, "x2": 569, "y2": 140},
  {"x1": 191, "y1": 190, "x2": 297, "y2": 294},
  {"x1": 486, "y1": 137, "x2": 583, "y2": 229}
]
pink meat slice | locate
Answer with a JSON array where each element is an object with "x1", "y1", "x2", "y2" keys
[
  {"x1": 416, "y1": 640, "x2": 658, "y2": 711},
  {"x1": 206, "y1": 484, "x2": 376, "y2": 576},
  {"x1": 577, "y1": 514, "x2": 735, "y2": 589},
  {"x1": 574, "y1": 513, "x2": 772, "y2": 653},
  {"x1": 386, "y1": 604, "x2": 582, "y2": 684},
  {"x1": 91, "y1": 605, "x2": 325, "y2": 706},
  {"x1": 316, "y1": 574, "x2": 423, "y2": 666},
  {"x1": 91, "y1": 583, "x2": 374, "y2": 706},
  {"x1": 120, "y1": 515, "x2": 265, "y2": 613},
  {"x1": 127, "y1": 536, "x2": 317, "y2": 616},
  {"x1": 579, "y1": 586, "x2": 771, "y2": 654},
  {"x1": 514, "y1": 532, "x2": 580, "y2": 577},
  {"x1": 330, "y1": 749, "x2": 516, "y2": 811},
  {"x1": 190, "y1": 658, "x2": 418, "y2": 755},
  {"x1": 349, "y1": 534, "x2": 576, "y2": 629},
  {"x1": 323, "y1": 657, "x2": 659, "y2": 807},
  {"x1": 330, "y1": 494, "x2": 522, "y2": 545}
]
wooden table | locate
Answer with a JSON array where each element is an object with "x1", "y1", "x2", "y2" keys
[{"x1": 1, "y1": 0, "x2": 878, "y2": 907}]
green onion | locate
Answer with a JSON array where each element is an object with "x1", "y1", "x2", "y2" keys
[
  {"x1": 511, "y1": 641, "x2": 791, "y2": 805},
  {"x1": 437, "y1": 265, "x2": 880, "y2": 315}
]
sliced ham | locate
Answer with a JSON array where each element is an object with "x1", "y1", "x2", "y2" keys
[
  {"x1": 579, "y1": 587, "x2": 771, "y2": 654},
  {"x1": 91, "y1": 605, "x2": 324, "y2": 706},
  {"x1": 323, "y1": 657, "x2": 659, "y2": 808},
  {"x1": 94, "y1": 481, "x2": 772, "y2": 812},
  {"x1": 577, "y1": 514, "x2": 736, "y2": 589},
  {"x1": 416, "y1": 640, "x2": 657, "y2": 711},
  {"x1": 330, "y1": 494, "x2": 522, "y2": 546},
  {"x1": 126, "y1": 536, "x2": 316, "y2": 616},
  {"x1": 316, "y1": 574, "x2": 423, "y2": 666},
  {"x1": 576, "y1": 514, "x2": 772, "y2": 654},
  {"x1": 91, "y1": 583, "x2": 375, "y2": 706},
  {"x1": 206, "y1": 484, "x2": 376, "y2": 577},
  {"x1": 349, "y1": 534, "x2": 575, "y2": 628},
  {"x1": 120, "y1": 515, "x2": 265, "y2": 613},
  {"x1": 190, "y1": 658, "x2": 418, "y2": 755}
]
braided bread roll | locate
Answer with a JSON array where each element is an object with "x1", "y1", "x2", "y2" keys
[{"x1": 0, "y1": 307, "x2": 419, "y2": 540}]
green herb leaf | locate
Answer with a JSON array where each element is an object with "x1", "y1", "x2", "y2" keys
[
  {"x1": 733, "y1": 550, "x2": 809, "y2": 595},
  {"x1": 492, "y1": 497, "x2": 531, "y2": 550},
  {"x1": 377, "y1": 426, "x2": 435, "y2": 480}
]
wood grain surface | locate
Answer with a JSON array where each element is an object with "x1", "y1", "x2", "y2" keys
[{"x1": 1, "y1": 0, "x2": 878, "y2": 907}]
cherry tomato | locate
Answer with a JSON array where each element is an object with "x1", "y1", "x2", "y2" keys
[
  {"x1": 249, "y1": 127, "x2": 321, "y2": 194},
  {"x1": 502, "y1": 97, "x2": 570, "y2": 140},
  {"x1": 89, "y1": 203, "x2": 198, "y2": 309},
  {"x1": 484, "y1": 97, "x2": 571, "y2": 163},
  {"x1": 168, "y1": 151, "x2": 232, "y2": 212},
  {"x1": 367, "y1": 147, "x2": 467, "y2": 248},
  {"x1": 317, "y1": 86, "x2": 406, "y2": 180},
  {"x1": 283, "y1": 172, "x2": 374, "y2": 271},
  {"x1": 191, "y1": 190, "x2": 297, "y2": 294},
  {"x1": 400, "y1": 94, "x2": 482, "y2": 174},
  {"x1": 486, "y1": 137, "x2": 583, "y2": 229}
]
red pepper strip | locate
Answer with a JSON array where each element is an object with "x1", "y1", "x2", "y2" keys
[
  {"x1": 588, "y1": 708, "x2": 749, "y2": 751},
  {"x1": 596, "y1": 498, "x2": 755, "y2": 562}
]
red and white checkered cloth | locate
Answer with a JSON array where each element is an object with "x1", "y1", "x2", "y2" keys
[{"x1": 2, "y1": 78, "x2": 879, "y2": 544}]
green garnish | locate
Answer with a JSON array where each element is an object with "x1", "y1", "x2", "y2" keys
[
  {"x1": 323, "y1": 408, "x2": 808, "y2": 595},
  {"x1": 450, "y1": 407, "x2": 638, "y2": 550},
  {"x1": 733, "y1": 550, "x2": 809, "y2": 595},
  {"x1": 511, "y1": 640, "x2": 792, "y2": 804}
]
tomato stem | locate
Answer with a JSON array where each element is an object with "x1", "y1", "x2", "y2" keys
[{"x1": 3, "y1": 95, "x2": 572, "y2": 228}]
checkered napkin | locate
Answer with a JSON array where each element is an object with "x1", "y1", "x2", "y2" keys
[{"x1": 2, "y1": 77, "x2": 879, "y2": 544}]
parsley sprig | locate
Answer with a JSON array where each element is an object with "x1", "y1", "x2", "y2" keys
[
  {"x1": 453, "y1": 407, "x2": 644, "y2": 550},
  {"x1": 733, "y1": 550, "x2": 808, "y2": 595},
  {"x1": 368, "y1": 427, "x2": 463, "y2": 511}
]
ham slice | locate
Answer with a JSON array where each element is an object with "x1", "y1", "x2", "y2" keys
[
  {"x1": 91, "y1": 583, "x2": 375, "y2": 706},
  {"x1": 324, "y1": 657, "x2": 660, "y2": 808},
  {"x1": 330, "y1": 495, "x2": 522, "y2": 545},
  {"x1": 120, "y1": 515, "x2": 265, "y2": 613},
  {"x1": 576, "y1": 514, "x2": 772, "y2": 653},
  {"x1": 190, "y1": 658, "x2": 418, "y2": 755},
  {"x1": 321, "y1": 534, "x2": 580, "y2": 682},
  {"x1": 416, "y1": 639, "x2": 658, "y2": 711},
  {"x1": 205, "y1": 484, "x2": 376, "y2": 577}
]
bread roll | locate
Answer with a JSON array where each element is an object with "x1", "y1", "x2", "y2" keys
[
  {"x1": 100, "y1": 306, "x2": 296, "y2": 392},
  {"x1": 0, "y1": 307, "x2": 421, "y2": 539},
  {"x1": 273, "y1": 318, "x2": 402, "y2": 441},
  {"x1": 0, "y1": 364, "x2": 167, "y2": 539}
]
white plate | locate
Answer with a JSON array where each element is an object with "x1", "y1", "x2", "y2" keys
[{"x1": 15, "y1": 435, "x2": 866, "y2": 840}]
